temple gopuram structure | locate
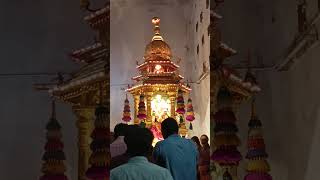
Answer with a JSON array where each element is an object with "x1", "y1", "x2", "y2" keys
[
  {"x1": 126, "y1": 17, "x2": 192, "y2": 140},
  {"x1": 36, "y1": 1, "x2": 109, "y2": 180}
]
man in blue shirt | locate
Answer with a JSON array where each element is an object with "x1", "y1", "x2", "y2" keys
[
  {"x1": 111, "y1": 126, "x2": 173, "y2": 180},
  {"x1": 153, "y1": 118, "x2": 199, "y2": 180}
]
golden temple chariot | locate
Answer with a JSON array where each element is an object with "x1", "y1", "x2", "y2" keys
[{"x1": 126, "y1": 17, "x2": 191, "y2": 137}]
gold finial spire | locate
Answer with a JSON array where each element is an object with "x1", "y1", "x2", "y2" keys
[{"x1": 152, "y1": 17, "x2": 163, "y2": 41}]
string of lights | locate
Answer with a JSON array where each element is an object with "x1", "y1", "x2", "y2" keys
[
  {"x1": 0, "y1": 72, "x2": 200, "y2": 87},
  {"x1": 110, "y1": 81, "x2": 199, "y2": 87},
  {"x1": 0, "y1": 72, "x2": 70, "y2": 77}
]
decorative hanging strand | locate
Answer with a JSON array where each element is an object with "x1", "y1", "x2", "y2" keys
[
  {"x1": 244, "y1": 98, "x2": 272, "y2": 180},
  {"x1": 211, "y1": 87, "x2": 242, "y2": 179},
  {"x1": 39, "y1": 99, "x2": 68, "y2": 180}
]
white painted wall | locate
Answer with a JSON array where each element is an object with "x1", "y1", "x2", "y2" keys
[
  {"x1": 218, "y1": 0, "x2": 320, "y2": 179},
  {"x1": 185, "y1": 0, "x2": 211, "y2": 139}
]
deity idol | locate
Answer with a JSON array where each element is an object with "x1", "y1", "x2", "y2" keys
[{"x1": 150, "y1": 117, "x2": 164, "y2": 145}]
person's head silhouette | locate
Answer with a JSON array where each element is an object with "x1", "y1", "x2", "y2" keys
[
  {"x1": 124, "y1": 126, "x2": 154, "y2": 157},
  {"x1": 200, "y1": 134, "x2": 209, "y2": 146},
  {"x1": 161, "y1": 117, "x2": 179, "y2": 139},
  {"x1": 114, "y1": 123, "x2": 128, "y2": 139}
]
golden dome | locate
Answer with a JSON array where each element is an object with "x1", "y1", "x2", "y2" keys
[
  {"x1": 144, "y1": 40, "x2": 172, "y2": 59},
  {"x1": 144, "y1": 17, "x2": 172, "y2": 60}
]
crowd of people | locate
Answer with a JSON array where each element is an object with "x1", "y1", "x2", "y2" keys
[{"x1": 110, "y1": 118, "x2": 210, "y2": 180}]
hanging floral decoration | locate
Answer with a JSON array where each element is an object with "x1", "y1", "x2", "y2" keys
[
  {"x1": 176, "y1": 89, "x2": 186, "y2": 115},
  {"x1": 211, "y1": 87, "x2": 242, "y2": 167},
  {"x1": 244, "y1": 99, "x2": 272, "y2": 180},
  {"x1": 137, "y1": 94, "x2": 147, "y2": 120},
  {"x1": 40, "y1": 100, "x2": 68, "y2": 180},
  {"x1": 86, "y1": 104, "x2": 110, "y2": 180},
  {"x1": 186, "y1": 98, "x2": 195, "y2": 130},
  {"x1": 122, "y1": 95, "x2": 131, "y2": 122}
]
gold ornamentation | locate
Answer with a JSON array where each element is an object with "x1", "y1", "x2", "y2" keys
[
  {"x1": 73, "y1": 107, "x2": 94, "y2": 180},
  {"x1": 144, "y1": 40, "x2": 172, "y2": 60},
  {"x1": 144, "y1": 17, "x2": 172, "y2": 60},
  {"x1": 127, "y1": 18, "x2": 191, "y2": 140}
]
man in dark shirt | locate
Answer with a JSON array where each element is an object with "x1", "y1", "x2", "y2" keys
[
  {"x1": 153, "y1": 118, "x2": 198, "y2": 180},
  {"x1": 111, "y1": 126, "x2": 173, "y2": 180}
]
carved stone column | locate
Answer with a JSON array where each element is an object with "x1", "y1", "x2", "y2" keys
[
  {"x1": 73, "y1": 108, "x2": 94, "y2": 180},
  {"x1": 134, "y1": 95, "x2": 140, "y2": 124},
  {"x1": 146, "y1": 96, "x2": 152, "y2": 127},
  {"x1": 169, "y1": 96, "x2": 176, "y2": 118}
]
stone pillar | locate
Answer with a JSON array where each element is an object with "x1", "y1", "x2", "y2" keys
[
  {"x1": 146, "y1": 96, "x2": 152, "y2": 127},
  {"x1": 169, "y1": 96, "x2": 176, "y2": 118},
  {"x1": 73, "y1": 108, "x2": 94, "y2": 180},
  {"x1": 134, "y1": 95, "x2": 140, "y2": 124}
]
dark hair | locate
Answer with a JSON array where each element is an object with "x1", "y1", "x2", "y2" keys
[
  {"x1": 200, "y1": 134, "x2": 209, "y2": 141},
  {"x1": 200, "y1": 134, "x2": 209, "y2": 145},
  {"x1": 114, "y1": 123, "x2": 128, "y2": 139},
  {"x1": 124, "y1": 126, "x2": 154, "y2": 157},
  {"x1": 191, "y1": 136, "x2": 201, "y2": 149},
  {"x1": 161, "y1": 117, "x2": 179, "y2": 139}
]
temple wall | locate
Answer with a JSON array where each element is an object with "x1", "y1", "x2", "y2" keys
[
  {"x1": 218, "y1": 0, "x2": 320, "y2": 179},
  {"x1": 184, "y1": 0, "x2": 210, "y2": 139},
  {"x1": 256, "y1": 41, "x2": 320, "y2": 180},
  {"x1": 256, "y1": 1, "x2": 320, "y2": 179}
]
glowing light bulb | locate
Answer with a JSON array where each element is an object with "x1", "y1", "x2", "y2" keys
[{"x1": 155, "y1": 64, "x2": 162, "y2": 70}]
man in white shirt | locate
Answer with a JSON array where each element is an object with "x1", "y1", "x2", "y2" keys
[{"x1": 110, "y1": 123, "x2": 128, "y2": 158}]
